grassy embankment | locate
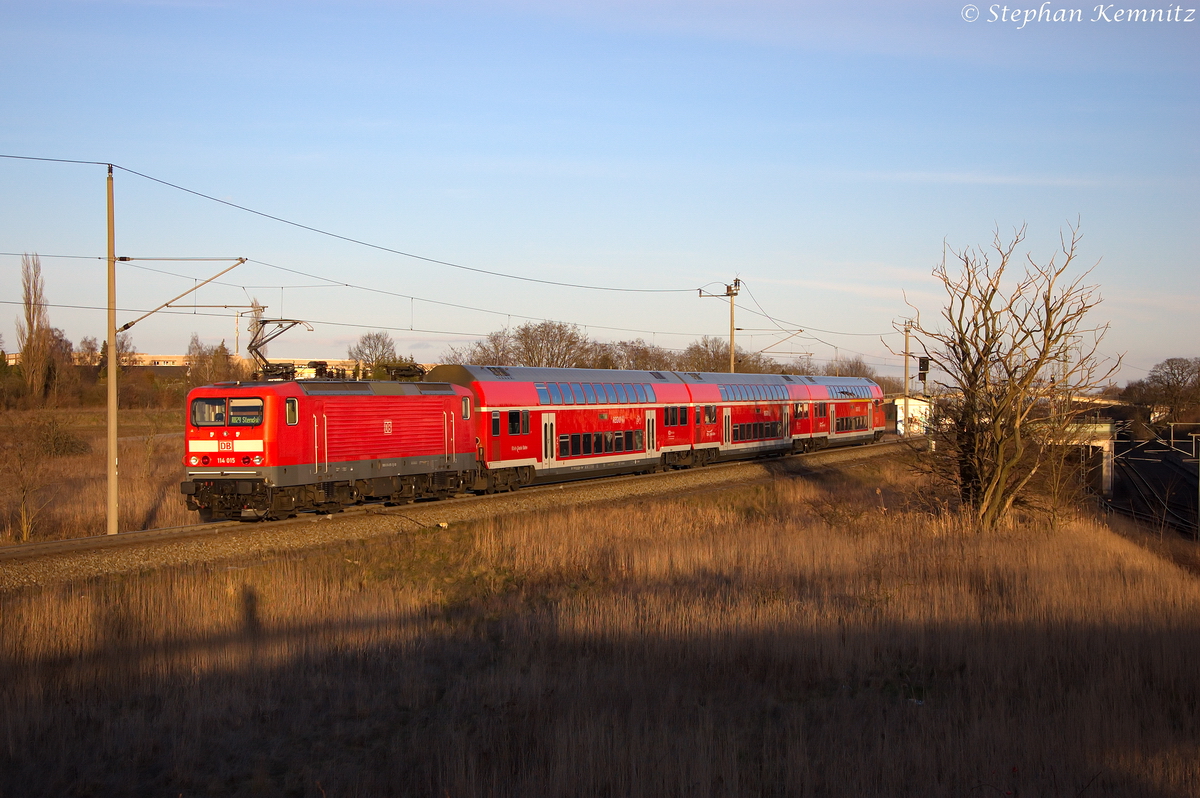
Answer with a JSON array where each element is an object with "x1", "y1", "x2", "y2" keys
[
  {"x1": 0, "y1": 408, "x2": 189, "y2": 541},
  {"x1": 2, "y1": 458, "x2": 1199, "y2": 795}
]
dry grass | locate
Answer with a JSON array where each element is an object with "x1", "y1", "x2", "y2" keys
[
  {"x1": 2, "y1": 461, "x2": 1199, "y2": 796},
  {"x1": 0, "y1": 408, "x2": 189, "y2": 541}
]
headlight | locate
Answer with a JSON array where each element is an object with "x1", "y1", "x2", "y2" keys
[
  {"x1": 189, "y1": 455, "x2": 199, "y2": 466},
  {"x1": 242, "y1": 456, "x2": 251, "y2": 465},
  {"x1": 253, "y1": 455, "x2": 264, "y2": 465}
]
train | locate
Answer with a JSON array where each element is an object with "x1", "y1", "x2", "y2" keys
[{"x1": 180, "y1": 365, "x2": 886, "y2": 521}]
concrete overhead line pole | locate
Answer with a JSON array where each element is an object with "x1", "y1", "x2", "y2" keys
[
  {"x1": 902, "y1": 319, "x2": 911, "y2": 437},
  {"x1": 106, "y1": 166, "x2": 118, "y2": 535},
  {"x1": 103, "y1": 166, "x2": 246, "y2": 535},
  {"x1": 699, "y1": 278, "x2": 742, "y2": 373}
]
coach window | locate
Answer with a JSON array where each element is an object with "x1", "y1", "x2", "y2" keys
[
  {"x1": 547, "y1": 383, "x2": 563, "y2": 405},
  {"x1": 633, "y1": 430, "x2": 644, "y2": 450},
  {"x1": 665, "y1": 406, "x2": 676, "y2": 427},
  {"x1": 521, "y1": 410, "x2": 530, "y2": 435},
  {"x1": 558, "y1": 383, "x2": 575, "y2": 405},
  {"x1": 614, "y1": 384, "x2": 628, "y2": 403},
  {"x1": 558, "y1": 435, "x2": 570, "y2": 458},
  {"x1": 583, "y1": 383, "x2": 598, "y2": 404},
  {"x1": 229, "y1": 398, "x2": 264, "y2": 426},
  {"x1": 462, "y1": 397, "x2": 471, "y2": 420},
  {"x1": 613, "y1": 432, "x2": 625, "y2": 453},
  {"x1": 535, "y1": 383, "x2": 551, "y2": 404},
  {"x1": 625, "y1": 430, "x2": 635, "y2": 451},
  {"x1": 492, "y1": 411, "x2": 501, "y2": 436},
  {"x1": 593, "y1": 432, "x2": 604, "y2": 453},
  {"x1": 604, "y1": 431, "x2": 614, "y2": 453},
  {"x1": 508, "y1": 410, "x2": 521, "y2": 435},
  {"x1": 285, "y1": 398, "x2": 298, "y2": 426},
  {"x1": 629, "y1": 384, "x2": 643, "y2": 403},
  {"x1": 571, "y1": 383, "x2": 586, "y2": 404},
  {"x1": 570, "y1": 434, "x2": 582, "y2": 456},
  {"x1": 582, "y1": 433, "x2": 592, "y2": 455},
  {"x1": 680, "y1": 406, "x2": 689, "y2": 426},
  {"x1": 644, "y1": 385, "x2": 656, "y2": 403}
]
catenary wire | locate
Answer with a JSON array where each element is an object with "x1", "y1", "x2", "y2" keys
[{"x1": 1, "y1": 154, "x2": 695, "y2": 293}]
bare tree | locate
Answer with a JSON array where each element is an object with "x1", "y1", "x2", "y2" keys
[
  {"x1": 676, "y1": 336, "x2": 780, "y2": 374},
  {"x1": 186, "y1": 334, "x2": 243, "y2": 387},
  {"x1": 444, "y1": 329, "x2": 517, "y2": 366},
  {"x1": 16, "y1": 254, "x2": 49, "y2": 403},
  {"x1": 907, "y1": 223, "x2": 1118, "y2": 529},
  {"x1": 1122, "y1": 357, "x2": 1200, "y2": 422},
  {"x1": 76, "y1": 336, "x2": 100, "y2": 366},
  {"x1": 589, "y1": 339, "x2": 677, "y2": 371},
  {"x1": 511, "y1": 321, "x2": 592, "y2": 367},
  {"x1": 348, "y1": 330, "x2": 398, "y2": 376},
  {"x1": 99, "y1": 331, "x2": 137, "y2": 371},
  {"x1": 822, "y1": 355, "x2": 877, "y2": 379}
]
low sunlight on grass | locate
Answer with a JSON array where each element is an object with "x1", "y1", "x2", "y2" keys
[{"x1": 2, "y1": 460, "x2": 1198, "y2": 795}]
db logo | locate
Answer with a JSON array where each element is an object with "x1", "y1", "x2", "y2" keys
[
  {"x1": 218, "y1": 441, "x2": 233, "y2": 452},
  {"x1": 383, "y1": 420, "x2": 393, "y2": 434}
]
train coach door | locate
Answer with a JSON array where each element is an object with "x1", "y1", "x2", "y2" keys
[
  {"x1": 723, "y1": 407, "x2": 732, "y2": 447},
  {"x1": 539, "y1": 412, "x2": 555, "y2": 472},
  {"x1": 646, "y1": 412, "x2": 656, "y2": 454},
  {"x1": 311, "y1": 400, "x2": 329, "y2": 475}
]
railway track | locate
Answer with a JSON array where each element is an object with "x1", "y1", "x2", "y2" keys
[{"x1": 0, "y1": 439, "x2": 914, "y2": 589}]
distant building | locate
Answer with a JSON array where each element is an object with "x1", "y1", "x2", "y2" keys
[{"x1": 885, "y1": 396, "x2": 933, "y2": 436}]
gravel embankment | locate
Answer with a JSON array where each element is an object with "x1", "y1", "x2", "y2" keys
[{"x1": 0, "y1": 443, "x2": 903, "y2": 592}]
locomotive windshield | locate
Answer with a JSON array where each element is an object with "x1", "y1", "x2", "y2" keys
[{"x1": 190, "y1": 397, "x2": 264, "y2": 427}]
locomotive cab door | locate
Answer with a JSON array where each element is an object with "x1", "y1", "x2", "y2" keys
[
  {"x1": 311, "y1": 400, "x2": 328, "y2": 475},
  {"x1": 539, "y1": 412, "x2": 555, "y2": 472}
]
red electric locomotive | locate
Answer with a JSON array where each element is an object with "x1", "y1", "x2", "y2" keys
[
  {"x1": 181, "y1": 379, "x2": 477, "y2": 520},
  {"x1": 181, "y1": 365, "x2": 885, "y2": 520}
]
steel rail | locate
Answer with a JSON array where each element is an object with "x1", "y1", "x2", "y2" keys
[{"x1": 0, "y1": 439, "x2": 916, "y2": 564}]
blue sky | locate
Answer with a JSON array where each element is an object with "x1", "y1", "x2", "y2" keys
[{"x1": 1, "y1": 0, "x2": 1196, "y2": 381}]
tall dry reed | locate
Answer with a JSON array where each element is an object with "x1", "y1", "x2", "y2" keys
[{"x1": 2, "y1": 461, "x2": 1198, "y2": 796}]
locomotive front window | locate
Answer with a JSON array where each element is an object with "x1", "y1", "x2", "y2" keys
[
  {"x1": 228, "y1": 398, "x2": 263, "y2": 427},
  {"x1": 191, "y1": 398, "x2": 226, "y2": 426}
]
